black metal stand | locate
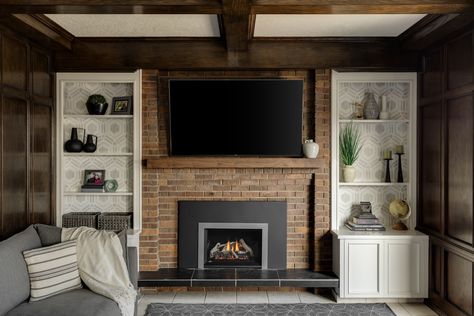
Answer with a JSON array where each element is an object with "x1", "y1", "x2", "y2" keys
[
  {"x1": 384, "y1": 158, "x2": 392, "y2": 183},
  {"x1": 396, "y1": 153, "x2": 404, "y2": 183}
]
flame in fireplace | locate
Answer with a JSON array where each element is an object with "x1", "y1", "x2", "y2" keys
[
  {"x1": 226, "y1": 240, "x2": 231, "y2": 252},
  {"x1": 234, "y1": 240, "x2": 240, "y2": 251}
]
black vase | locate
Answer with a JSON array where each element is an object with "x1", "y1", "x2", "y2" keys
[
  {"x1": 86, "y1": 95, "x2": 108, "y2": 115},
  {"x1": 65, "y1": 128, "x2": 84, "y2": 152},
  {"x1": 83, "y1": 134, "x2": 98, "y2": 153}
]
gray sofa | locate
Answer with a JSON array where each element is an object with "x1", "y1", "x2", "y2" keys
[{"x1": 0, "y1": 224, "x2": 138, "y2": 316}]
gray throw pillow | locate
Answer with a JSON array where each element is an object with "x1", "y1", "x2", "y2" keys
[
  {"x1": 0, "y1": 226, "x2": 41, "y2": 315},
  {"x1": 33, "y1": 224, "x2": 62, "y2": 247}
]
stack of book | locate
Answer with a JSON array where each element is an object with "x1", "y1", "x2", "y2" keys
[
  {"x1": 345, "y1": 213, "x2": 386, "y2": 231},
  {"x1": 81, "y1": 184, "x2": 104, "y2": 193}
]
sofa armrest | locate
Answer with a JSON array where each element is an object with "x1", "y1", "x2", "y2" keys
[{"x1": 127, "y1": 247, "x2": 138, "y2": 289}]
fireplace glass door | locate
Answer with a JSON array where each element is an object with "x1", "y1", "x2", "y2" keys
[{"x1": 205, "y1": 228, "x2": 262, "y2": 268}]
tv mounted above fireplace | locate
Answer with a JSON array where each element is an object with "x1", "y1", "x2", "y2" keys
[{"x1": 169, "y1": 79, "x2": 303, "y2": 156}]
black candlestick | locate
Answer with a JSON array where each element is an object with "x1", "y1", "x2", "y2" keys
[
  {"x1": 384, "y1": 158, "x2": 392, "y2": 183},
  {"x1": 396, "y1": 153, "x2": 404, "y2": 183}
]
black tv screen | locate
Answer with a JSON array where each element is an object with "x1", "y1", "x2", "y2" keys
[{"x1": 169, "y1": 79, "x2": 303, "y2": 156}]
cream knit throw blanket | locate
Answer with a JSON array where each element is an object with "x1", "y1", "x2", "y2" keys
[{"x1": 62, "y1": 227, "x2": 136, "y2": 316}]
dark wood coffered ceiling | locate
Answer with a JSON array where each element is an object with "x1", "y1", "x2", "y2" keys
[{"x1": 1, "y1": 0, "x2": 473, "y2": 70}]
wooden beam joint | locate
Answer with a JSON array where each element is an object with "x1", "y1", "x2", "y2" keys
[{"x1": 221, "y1": 0, "x2": 251, "y2": 51}]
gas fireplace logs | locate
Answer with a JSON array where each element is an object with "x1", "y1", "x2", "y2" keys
[{"x1": 209, "y1": 239, "x2": 254, "y2": 261}]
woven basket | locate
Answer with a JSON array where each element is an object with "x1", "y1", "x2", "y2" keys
[
  {"x1": 62, "y1": 212, "x2": 100, "y2": 228},
  {"x1": 98, "y1": 212, "x2": 133, "y2": 231}
]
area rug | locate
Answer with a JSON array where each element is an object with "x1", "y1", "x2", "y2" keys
[{"x1": 145, "y1": 303, "x2": 396, "y2": 315}]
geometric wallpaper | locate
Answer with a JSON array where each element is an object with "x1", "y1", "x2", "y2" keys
[
  {"x1": 64, "y1": 82, "x2": 133, "y2": 115},
  {"x1": 337, "y1": 81, "x2": 411, "y2": 229},
  {"x1": 61, "y1": 82, "x2": 135, "y2": 215}
]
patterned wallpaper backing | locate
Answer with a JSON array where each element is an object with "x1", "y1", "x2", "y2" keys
[{"x1": 337, "y1": 82, "x2": 411, "y2": 228}]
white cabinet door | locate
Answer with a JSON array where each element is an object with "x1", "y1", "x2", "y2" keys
[
  {"x1": 344, "y1": 240, "x2": 383, "y2": 297},
  {"x1": 385, "y1": 239, "x2": 428, "y2": 297}
]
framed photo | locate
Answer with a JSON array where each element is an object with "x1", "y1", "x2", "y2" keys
[
  {"x1": 83, "y1": 169, "x2": 106, "y2": 186},
  {"x1": 111, "y1": 96, "x2": 133, "y2": 115}
]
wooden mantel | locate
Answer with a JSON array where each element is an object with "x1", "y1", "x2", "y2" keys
[{"x1": 144, "y1": 157, "x2": 322, "y2": 169}]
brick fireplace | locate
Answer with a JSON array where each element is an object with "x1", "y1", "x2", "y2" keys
[{"x1": 140, "y1": 70, "x2": 332, "y2": 282}]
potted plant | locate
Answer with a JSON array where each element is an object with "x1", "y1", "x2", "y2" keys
[{"x1": 339, "y1": 122, "x2": 362, "y2": 182}]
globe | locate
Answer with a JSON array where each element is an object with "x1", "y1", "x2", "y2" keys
[{"x1": 389, "y1": 199, "x2": 411, "y2": 230}]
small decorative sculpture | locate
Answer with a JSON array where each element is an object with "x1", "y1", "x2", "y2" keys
[{"x1": 363, "y1": 92, "x2": 380, "y2": 119}]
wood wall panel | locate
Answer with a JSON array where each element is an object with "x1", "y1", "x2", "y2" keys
[
  {"x1": 2, "y1": 35, "x2": 28, "y2": 91},
  {"x1": 1, "y1": 97, "x2": 28, "y2": 237},
  {"x1": 422, "y1": 49, "x2": 443, "y2": 98},
  {"x1": 446, "y1": 33, "x2": 473, "y2": 90},
  {"x1": 446, "y1": 251, "x2": 473, "y2": 315},
  {"x1": 0, "y1": 26, "x2": 53, "y2": 239},
  {"x1": 447, "y1": 94, "x2": 473, "y2": 245},
  {"x1": 419, "y1": 27, "x2": 474, "y2": 316},
  {"x1": 419, "y1": 102, "x2": 442, "y2": 233}
]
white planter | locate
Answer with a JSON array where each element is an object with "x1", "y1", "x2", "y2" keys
[
  {"x1": 342, "y1": 165, "x2": 356, "y2": 182},
  {"x1": 303, "y1": 139, "x2": 319, "y2": 158}
]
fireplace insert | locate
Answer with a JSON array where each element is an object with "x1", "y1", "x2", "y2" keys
[{"x1": 198, "y1": 223, "x2": 268, "y2": 269}]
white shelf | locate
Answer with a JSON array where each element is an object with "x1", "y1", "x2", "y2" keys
[
  {"x1": 64, "y1": 114, "x2": 133, "y2": 119},
  {"x1": 339, "y1": 119, "x2": 409, "y2": 123},
  {"x1": 64, "y1": 192, "x2": 133, "y2": 196},
  {"x1": 339, "y1": 182, "x2": 408, "y2": 186},
  {"x1": 63, "y1": 152, "x2": 133, "y2": 157}
]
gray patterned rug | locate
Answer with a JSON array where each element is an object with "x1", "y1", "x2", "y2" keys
[{"x1": 145, "y1": 303, "x2": 396, "y2": 315}]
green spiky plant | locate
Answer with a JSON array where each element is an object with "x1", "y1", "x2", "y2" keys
[{"x1": 339, "y1": 122, "x2": 363, "y2": 166}]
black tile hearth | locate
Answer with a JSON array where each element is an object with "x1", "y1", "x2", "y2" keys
[
  {"x1": 192, "y1": 269, "x2": 236, "y2": 287},
  {"x1": 138, "y1": 269, "x2": 339, "y2": 289},
  {"x1": 236, "y1": 269, "x2": 279, "y2": 287}
]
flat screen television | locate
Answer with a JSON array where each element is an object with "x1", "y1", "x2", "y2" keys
[{"x1": 169, "y1": 79, "x2": 303, "y2": 156}]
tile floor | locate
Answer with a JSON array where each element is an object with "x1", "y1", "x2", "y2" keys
[{"x1": 137, "y1": 291, "x2": 438, "y2": 316}]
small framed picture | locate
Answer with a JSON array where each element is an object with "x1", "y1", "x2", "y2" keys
[
  {"x1": 83, "y1": 169, "x2": 106, "y2": 186},
  {"x1": 111, "y1": 96, "x2": 133, "y2": 115}
]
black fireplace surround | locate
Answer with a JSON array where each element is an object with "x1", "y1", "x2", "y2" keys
[{"x1": 178, "y1": 201, "x2": 287, "y2": 269}]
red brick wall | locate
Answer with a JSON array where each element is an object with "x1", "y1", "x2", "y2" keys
[{"x1": 140, "y1": 70, "x2": 331, "y2": 274}]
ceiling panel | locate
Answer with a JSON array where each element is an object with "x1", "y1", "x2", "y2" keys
[
  {"x1": 45, "y1": 14, "x2": 220, "y2": 37},
  {"x1": 254, "y1": 14, "x2": 426, "y2": 37}
]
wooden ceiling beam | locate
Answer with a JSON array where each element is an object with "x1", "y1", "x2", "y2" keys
[
  {"x1": 221, "y1": 0, "x2": 251, "y2": 51},
  {"x1": 53, "y1": 38, "x2": 418, "y2": 71},
  {"x1": 0, "y1": 0, "x2": 472, "y2": 14}
]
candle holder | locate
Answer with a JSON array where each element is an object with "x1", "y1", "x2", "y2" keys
[
  {"x1": 384, "y1": 158, "x2": 393, "y2": 183},
  {"x1": 396, "y1": 152, "x2": 404, "y2": 183}
]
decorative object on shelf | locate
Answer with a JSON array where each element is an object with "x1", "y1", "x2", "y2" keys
[
  {"x1": 65, "y1": 127, "x2": 85, "y2": 152},
  {"x1": 379, "y1": 95, "x2": 390, "y2": 120},
  {"x1": 383, "y1": 150, "x2": 393, "y2": 182},
  {"x1": 303, "y1": 139, "x2": 319, "y2": 158},
  {"x1": 353, "y1": 102, "x2": 364, "y2": 119},
  {"x1": 86, "y1": 94, "x2": 108, "y2": 115},
  {"x1": 395, "y1": 145, "x2": 404, "y2": 183},
  {"x1": 62, "y1": 212, "x2": 100, "y2": 228},
  {"x1": 81, "y1": 169, "x2": 105, "y2": 192},
  {"x1": 346, "y1": 202, "x2": 385, "y2": 231},
  {"x1": 111, "y1": 96, "x2": 133, "y2": 115},
  {"x1": 363, "y1": 92, "x2": 380, "y2": 119},
  {"x1": 389, "y1": 199, "x2": 411, "y2": 230},
  {"x1": 104, "y1": 179, "x2": 118, "y2": 193},
  {"x1": 83, "y1": 134, "x2": 98, "y2": 153},
  {"x1": 339, "y1": 122, "x2": 362, "y2": 182}
]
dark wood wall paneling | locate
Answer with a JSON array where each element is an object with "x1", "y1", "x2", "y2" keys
[
  {"x1": 419, "y1": 29, "x2": 474, "y2": 316},
  {"x1": 0, "y1": 26, "x2": 54, "y2": 239}
]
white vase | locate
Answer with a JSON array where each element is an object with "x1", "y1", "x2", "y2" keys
[
  {"x1": 303, "y1": 139, "x2": 319, "y2": 158},
  {"x1": 379, "y1": 95, "x2": 389, "y2": 120},
  {"x1": 342, "y1": 165, "x2": 356, "y2": 182}
]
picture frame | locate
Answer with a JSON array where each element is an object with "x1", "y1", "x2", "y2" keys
[
  {"x1": 83, "y1": 169, "x2": 106, "y2": 187},
  {"x1": 111, "y1": 96, "x2": 133, "y2": 115}
]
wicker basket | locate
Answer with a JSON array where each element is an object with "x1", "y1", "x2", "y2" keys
[
  {"x1": 62, "y1": 212, "x2": 100, "y2": 228},
  {"x1": 98, "y1": 212, "x2": 133, "y2": 231}
]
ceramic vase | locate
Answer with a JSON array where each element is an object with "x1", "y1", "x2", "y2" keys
[
  {"x1": 342, "y1": 165, "x2": 356, "y2": 182},
  {"x1": 83, "y1": 134, "x2": 98, "y2": 153},
  {"x1": 363, "y1": 92, "x2": 380, "y2": 119},
  {"x1": 64, "y1": 128, "x2": 84, "y2": 152},
  {"x1": 303, "y1": 139, "x2": 319, "y2": 158},
  {"x1": 379, "y1": 95, "x2": 389, "y2": 120}
]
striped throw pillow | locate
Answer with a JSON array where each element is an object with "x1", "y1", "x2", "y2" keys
[{"x1": 23, "y1": 240, "x2": 82, "y2": 301}]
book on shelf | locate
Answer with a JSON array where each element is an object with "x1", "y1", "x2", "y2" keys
[
  {"x1": 353, "y1": 217, "x2": 381, "y2": 225},
  {"x1": 81, "y1": 184, "x2": 105, "y2": 193},
  {"x1": 345, "y1": 223, "x2": 386, "y2": 231},
  {"x1": 345, "y1": 221, "x2": 386, "y2": 231}
]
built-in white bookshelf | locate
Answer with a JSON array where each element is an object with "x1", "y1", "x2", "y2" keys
[
  {"x1": 56, "y1": 72, "x2": 142, "y2": 244},
  {"x1": 331, "y1": 71, "x2": 417, "y2": 230}
]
